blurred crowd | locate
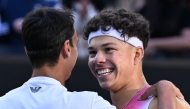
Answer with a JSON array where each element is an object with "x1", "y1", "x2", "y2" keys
[{"x1": 1, "y1": 0, "x2": 190, "y2": 59}]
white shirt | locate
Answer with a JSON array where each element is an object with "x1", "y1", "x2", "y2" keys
[{"x1": 0, "y1": 77, "x2": 116, "y2": 109}]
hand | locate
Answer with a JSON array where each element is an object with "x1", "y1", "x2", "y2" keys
[
  {"x1": 139, "y1": 80, "x2": 184, "y2": 100},
  {"x1": 139, "y1": 80, "x2": 184, "y2": 109}
]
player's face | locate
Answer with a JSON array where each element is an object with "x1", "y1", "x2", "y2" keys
[{"x1": 88, "y1": 36, "x2": 136, "y2": 91}]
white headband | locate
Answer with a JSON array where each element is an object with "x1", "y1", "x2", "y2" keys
[{"x1": 88, "y1": 26, "x2": 143, "y2": 48}]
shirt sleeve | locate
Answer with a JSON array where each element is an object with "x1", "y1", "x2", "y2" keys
[{"x1": 92, "y1": 94, "x2": 116, "y2": 109}]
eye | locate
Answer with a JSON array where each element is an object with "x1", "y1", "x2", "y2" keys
[
  {"x1": 88, "y1": 50, "x2": 97, "y2": 57},
  {"x1": 105, "y1": 47, "x2": 115, "y2": 52},
  {"x1": 89, "y1": 51, "x2": 96, "y2": 54}
]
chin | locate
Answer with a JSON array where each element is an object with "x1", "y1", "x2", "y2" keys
[
  {"x1": 99, "y1": 82, "x2": 113, "y2": 91},
  {"x1": 65, "y1": 73, "x2": 72, "y2": 82},
  {"x1": 65, "y1": 77, "x2": 72, "y2": 82}
]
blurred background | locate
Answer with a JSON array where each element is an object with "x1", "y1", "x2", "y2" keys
[{"x1": 1, "y1": 0, "x2": 190, "y2": 104}]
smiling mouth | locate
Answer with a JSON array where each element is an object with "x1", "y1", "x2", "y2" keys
[{"x1": 96, "y1": 68, "x2": 114, "y2": 76}]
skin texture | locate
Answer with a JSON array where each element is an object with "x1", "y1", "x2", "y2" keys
[
  {"x1": 88, "y1": 36, "x2": 147, "y2": 109},
  {"x1": 88, "y1": 36, "x2": 145, "y2": 91}
]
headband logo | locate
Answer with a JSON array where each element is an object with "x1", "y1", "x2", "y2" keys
[{"x1": 101, "y1": 26, "x2": 111, "y2": 34}]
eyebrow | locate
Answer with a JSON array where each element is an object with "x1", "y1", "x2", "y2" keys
[{"x1": 88, "y1": 42, "x2": 117, "y2": 50}]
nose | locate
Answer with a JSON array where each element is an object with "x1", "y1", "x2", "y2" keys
[{"x1": 94, "y1": 51, "x2": 106, "y2": 64}]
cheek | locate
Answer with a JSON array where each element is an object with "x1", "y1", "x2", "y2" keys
[
  {"x1": 114, "y1": 53, "x2": 130, "y2": 72},
  {"x1": 74, "y1": 47, "x2": 78, "y2": 59},
  {"x1": 113, "y1": 53, "x2": 124, "y2": 65},
  {"x1": 88, "y1": 59, "x2": 93, "y2": 70},
  {"x1": 88, "y1": 59, "x2": 96, "y2": 76},
  {"x1": 75, "y1": 50, "x2": 78, "y2": 59}
]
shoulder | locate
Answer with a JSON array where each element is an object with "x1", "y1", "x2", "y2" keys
[
  {"x1": 1, "y1": 87, "x2": 22, "y2": 99},
  {"x1": 72, "y1": 91, "x2": 98, "y2": 99},
  {"x1": 0, "y1": 87, "x2": 23, "y2": 108},
  {"x1": 72, "y1": 91, "x2": 115, "y2": 109},
  {"x1": 0, "y1": 88, "x2": 22, "y2": 100},
  {"x1": 72, "y1": 91, "x2": 107, "y2": 103}
]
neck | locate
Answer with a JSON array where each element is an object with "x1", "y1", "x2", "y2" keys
[
  {"x1": 32, "y1": 63, "x2": 67, "y2": 86},
  {"x1": 110, "y1": 75, "x2": 147, "y2": 109}
]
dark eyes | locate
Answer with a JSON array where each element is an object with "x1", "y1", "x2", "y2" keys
[
  {"x1": 88, "y1": 47, "x2": 115, "y2": 55},
  {"x1": 105, "y1": 48, "x2": 114, "y2": 51},
  {"x1": 89, "y1": 51, "x2": 96, "y2": 55}
]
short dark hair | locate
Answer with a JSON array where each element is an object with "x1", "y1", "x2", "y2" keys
[
  {"x1": 22, "y1": 6, "x2": 74, "y2": 68},
  {"x1": 83, "y1": 8, "x2": 150, "y2": 49}
]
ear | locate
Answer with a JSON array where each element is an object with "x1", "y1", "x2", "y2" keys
[
  {"x1": 61, "y1": 40, "x2": 71, "y2": 58},
  {"x1": 134, "y1": 47, "x2": 144, "y2": 65}
]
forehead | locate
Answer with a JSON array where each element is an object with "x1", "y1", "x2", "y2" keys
[{"x1": 89, "y1": 36, "x2": 125, "y2": 47}]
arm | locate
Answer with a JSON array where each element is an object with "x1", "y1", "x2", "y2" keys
[
  {"x1": 149, "y1": 97, "x2": 190, "y2": 109},
  {"x1": 139, "y1": 80, "x2": 190, "y2": 109}
]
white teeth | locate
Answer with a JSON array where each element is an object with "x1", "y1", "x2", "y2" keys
[{"x1": 97, "y1": 69, "x2": 113, "y2": 76}]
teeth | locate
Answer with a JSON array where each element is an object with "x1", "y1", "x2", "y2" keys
[{"x1": 97, "y1": 69, "x2": 113, "y2": 75}]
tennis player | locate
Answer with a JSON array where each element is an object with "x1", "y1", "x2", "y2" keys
[{"x1": 84, "y1": 8, "x2": 190, "y2": 109}]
